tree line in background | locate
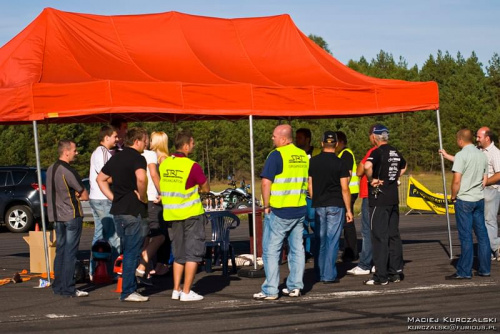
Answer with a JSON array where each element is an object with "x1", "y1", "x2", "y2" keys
[{"x1": 1, "y1": 35, "x2": 499, "y2": 182}]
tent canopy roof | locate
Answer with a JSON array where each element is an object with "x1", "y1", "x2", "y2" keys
[{"x1": 0, "y1": 8, "x2": 439, "y2": 123}]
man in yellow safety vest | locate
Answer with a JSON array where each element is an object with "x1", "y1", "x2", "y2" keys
[
  {"x1": 159, "y1": 129, "x2": 209, "y2": 302},
  {"x1": 335, "y1": 131, "x2": 360, "y2": 262},
  {"x1": 253, "y1": 124, "x2": 309, "y2": 300}
]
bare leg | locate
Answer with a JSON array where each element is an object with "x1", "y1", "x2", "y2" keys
[
  {"x1": 173, "y1": 262, "x2": 184, "y2": 291},
  {"x1": 137, "y1": 235, "x2": 165, "y2": 273},
  {"x1": 182, "y1": 261, "x2": 198, "y2": 293}
]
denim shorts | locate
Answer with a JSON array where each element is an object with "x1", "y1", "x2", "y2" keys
[{"x1": 171, "y1": 214, "x2": 207, "y2": 263}]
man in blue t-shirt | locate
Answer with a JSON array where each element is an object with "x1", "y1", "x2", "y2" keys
[{"x1": 253, "y1": 124, "x2": 308, "y2": 300}]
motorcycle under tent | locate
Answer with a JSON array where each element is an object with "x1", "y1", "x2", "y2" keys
[{"x1": 0, "y1": 8, "x2": 447, "y2": 281}]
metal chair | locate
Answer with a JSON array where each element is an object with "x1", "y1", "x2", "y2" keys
[{"x1": 204, "y1": 211, "x2": 240, "y2": 275}]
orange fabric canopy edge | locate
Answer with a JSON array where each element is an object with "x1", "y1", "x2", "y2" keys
[{"x1": 0, "y1": 8, "x2": 439, "y2": 124}]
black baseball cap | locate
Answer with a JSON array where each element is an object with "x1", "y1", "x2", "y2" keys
[{"x1": 322, "y1": 131, "x2": 337, "y2": 143}]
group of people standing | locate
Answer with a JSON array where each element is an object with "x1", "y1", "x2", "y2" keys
[
  {"x1": 254, "y1": 123, "x2": 407, "y2": 300},
  {"x1": 44, "y1": 120, "x2": 497, "y2": 302},
  {"x1": 440, "y1": 126, "x2": 500, "y2": 279},
  {"x1": 46, "y1": 120, "x2": 209, "y2": 302}
]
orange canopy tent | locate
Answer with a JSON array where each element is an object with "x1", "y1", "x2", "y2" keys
[
  {"x1": 0, "y1": 9, "x2": 452, "y2": 277},
  {"x1": 0, "y1": 8, "x2": 439, "y2": 123}
]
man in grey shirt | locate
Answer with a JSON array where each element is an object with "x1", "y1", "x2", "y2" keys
[
  {"x1": 446, "y1": 129, "x2": 490, "y2": 280},
  {"x1": 47, "y1": 140, "x2": 89, "y2": 297}
]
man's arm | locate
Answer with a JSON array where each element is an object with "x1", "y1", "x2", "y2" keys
[
  {"x1": 340, "y1": 177, "x2": 353, "y2": 222},
  {"x1": 78, "y1": 189, "x2": 89, "y2": 201},
  {"x1": 439, "y1": 149, "x2": 455, "y2": 162},
  {"x1": 199, "y1": 181, "x2": 210, "y2": 193},
  {"x1": 356, "y1": 161, "x2": 365, "y2": 177},
  {"x1": 486, "y1": 172, "x2": 500, "y2": 186},
  {"x1": 308, "y1": 176, "x2": 313, "y2": 199},
  {"x1": 97, "y1": 171, "x2": 114, "y2": 201},
  {"x1": 135, "y1": 168, "x2": 148, "y2": 203},
  {"x1": 261, "y1": 178, "x2": 272, "y2": 214},
  {"x1": 450, "y1": 172, "x2": 462, "y2": 201}
]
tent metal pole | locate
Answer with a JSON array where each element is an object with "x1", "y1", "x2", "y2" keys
[
  {"x1": 436, "y1": 109, "x2": 453, "y2": 259},
  {"x1": 249, "y1": 115, "x2": 258, "y2": 270},
  {"x1": 33, "y1": 120, "x2": 52, "y2": 283}
]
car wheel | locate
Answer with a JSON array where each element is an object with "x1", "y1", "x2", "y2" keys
[{"x1": 5, "y1": 205, "x2": 34, "y2": 233}]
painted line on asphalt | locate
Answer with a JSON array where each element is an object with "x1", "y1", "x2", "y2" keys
[{"x1": 299, "y1": 281, "x2": 497, "y2": 301}]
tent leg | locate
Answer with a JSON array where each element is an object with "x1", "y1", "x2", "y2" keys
[
  {"x1": 238, "y1": 115, "x2": 264, "y2": 278},
  {"x1": 33, "y1": 121, "x2": 52, "y2": 283},
  {"x1": 436, "y1": 110, "x2": 453, "y2": 259}
]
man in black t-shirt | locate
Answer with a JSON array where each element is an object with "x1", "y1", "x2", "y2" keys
[
  {"x1": 308, "y1": 131, "x2": 353, "y2": 283},
  {"x1": 364, "y1": 124, "x2": 407, "y2": 285},
  {"x1": 97, "y1": 127, "x2": 149, "y2": 302}
]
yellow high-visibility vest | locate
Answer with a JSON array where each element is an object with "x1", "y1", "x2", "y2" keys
[
  {"x1": 338, "y1": 147, "x2": 360, "y2": 194},
  {"x1": 159, "y1": 156, "x2": 204, "y2": 221},
  {"x1": 270, "y1": 144, "x2": 309, "y2": 208}
]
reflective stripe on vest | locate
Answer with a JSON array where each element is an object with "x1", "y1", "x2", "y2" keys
[
  {"x1": 159, "y1": 156, "x2": 205, "y2": 221},
  {"x1": 338, "y1": 147, "x2": 360, "y2": 194},
  {"x1": 270, "y1": 144, "x2": 309, "y2": 208}
]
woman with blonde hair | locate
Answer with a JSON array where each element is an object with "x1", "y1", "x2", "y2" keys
[
  {"x1": 150, "y1": 131, "x2": 169, "y2": 164},
  {"x1": 136, "y1": 131, "x2": 171, "y2": 282}
]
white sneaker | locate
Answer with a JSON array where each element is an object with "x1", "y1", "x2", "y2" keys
[
  {"x1": 73, "y1": 289, "x2": 89, "y2": 297},
  {"x1": 282, "y1": 288, "x2": 301, "y2": 297},
  {"x1": 253, "y1": 292, "x2": 278, "y2": 300},
  {"x1": 180, "y1": 290, "x2": 204, "y2": 302},
  {"x1": 371, "y1": 266, "x2": 376, "y2": 273},
  {"x1": 347, "y1": 266, "x2": 370, "y2": 275},
  {"x1": 171, "y1": 289, "x2": 181, "y2": 300},
  {"x1": 122, "y1": 292, "x2": 149, "y2": 302}
]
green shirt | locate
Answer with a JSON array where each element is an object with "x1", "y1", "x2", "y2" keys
[{"x1": 452, "y1": 144, "x2": 488, "y2": 202}]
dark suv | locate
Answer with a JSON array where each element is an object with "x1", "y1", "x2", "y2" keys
[{"x1": 0, "y1": 167, "x2": 46, "y2": 233}]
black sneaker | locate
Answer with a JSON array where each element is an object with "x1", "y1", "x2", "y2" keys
[
  {"x1": 363, "y1": 279, "x2": 388, "y2": 286},
  {"x1": 388, "y1": 274, "x2": 401, "y2": 283}
]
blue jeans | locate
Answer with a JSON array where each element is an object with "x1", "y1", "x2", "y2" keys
[
  {"x1": 454, "y1": 199, "x2": 491, "y2": 277},
  {"x1": 303, "y1": 198, "x2": 315, "y2": 253},
  {"x1": 313, "y1": 206, "x2": 344, "y2": 281},
  {"x1": 358, "y1": 198, "x2": 372, "y2": 270},
  {"x1": 52, "y1": 217, "x2": 83, "y2": 296},
  {"x1": 114, "y1": 214, "x2": 148, "y2": 299},
  {"x1": 261, "y1": 212, "x2": 305, "y2": 296},
  {"x1": 484, "y1": 187, "x2": 500, "y2": 252},
  {"x1": 89, "y1": 199, "x2": 120, "y2": 277}
]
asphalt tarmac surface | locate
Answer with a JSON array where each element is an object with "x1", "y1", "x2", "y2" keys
[{"x1": 0, "y1": 213, "x2": 498, "y2": 333}]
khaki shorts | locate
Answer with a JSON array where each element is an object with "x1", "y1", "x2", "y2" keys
[{"x1": 170, "y1": 214, "x2": 207, "y2": 263}]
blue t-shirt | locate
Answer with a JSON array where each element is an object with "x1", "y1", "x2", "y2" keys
[{"x1": 261, "y1": 150, "x2": 307, "y2": 219}]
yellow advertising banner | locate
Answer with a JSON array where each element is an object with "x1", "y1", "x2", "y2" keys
[{"x1": 406, "y1": 176, "x2": 454, "y2": 214}]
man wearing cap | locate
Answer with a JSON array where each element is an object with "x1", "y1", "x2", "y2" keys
[
  {"x1": 309, "y1": 131, "x2": 353, "y2": 283},
  {"x1": 254, "y1": 124, "x2": 308, "y2": 300},
  {"x1": 364, "y1": 124, "x2": 407, "y2": 285},
  {"x1": 335, "y1": 131, "x2": 360, "y2": 263}
]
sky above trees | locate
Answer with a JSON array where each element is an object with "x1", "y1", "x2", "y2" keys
[{"x1": 0, "y1": 0, "x2": 498, "y2": 69}]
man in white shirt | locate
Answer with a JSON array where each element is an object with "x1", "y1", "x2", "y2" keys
[
  {"x1": 476, "y1": 126, "x2": 500, "y2": 260},
  {"x1": 89, "y1": 125, "x2": 120, "y2": 280}
]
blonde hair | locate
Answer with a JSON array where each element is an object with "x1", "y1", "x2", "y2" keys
[{"x1": 150, "y1": 131, "x2": 169, "y2": 163}]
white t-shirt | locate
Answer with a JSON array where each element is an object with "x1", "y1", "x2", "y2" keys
[
  {"x1": 89, "y1": 146, "x2": 112, "y2": 200},
  {"x1": 142, "y1": 150, "x2": 159, "y2": 201}
]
